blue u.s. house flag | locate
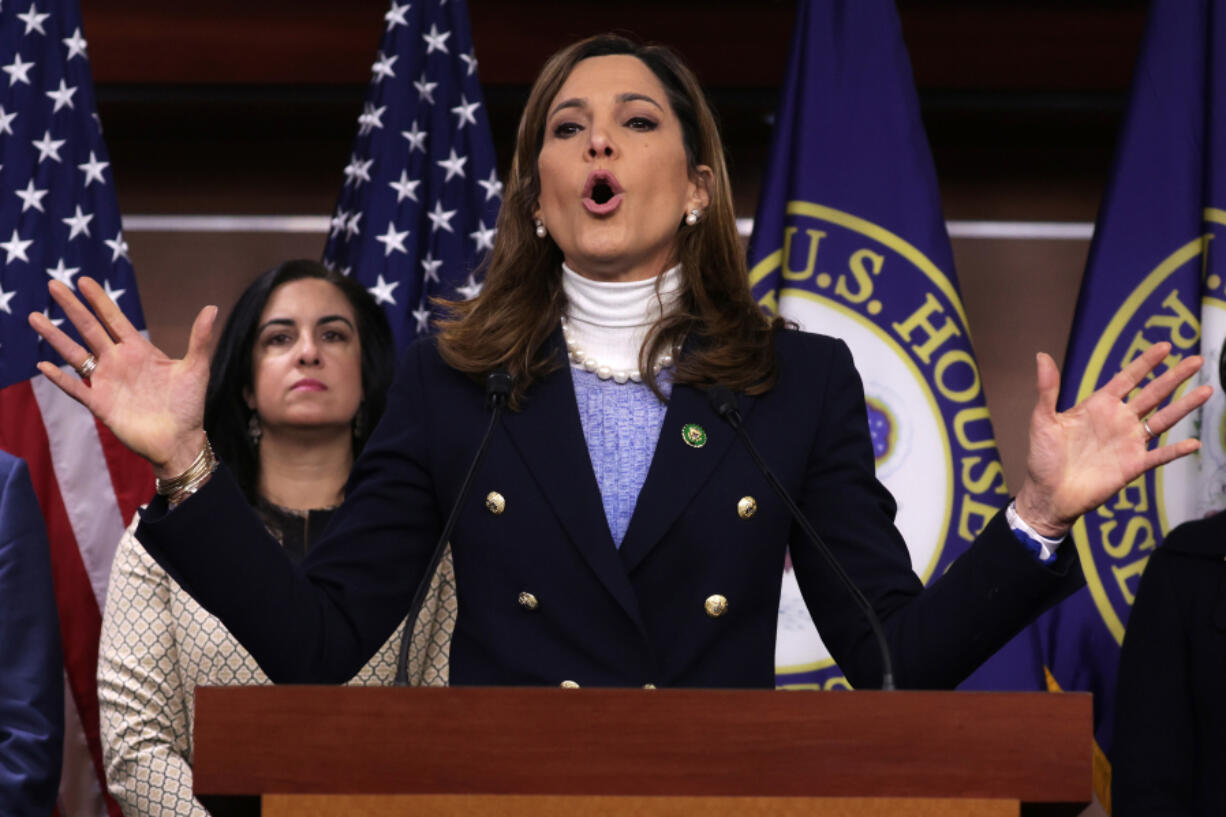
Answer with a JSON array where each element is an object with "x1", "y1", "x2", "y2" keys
[
  {"x1": 323, "y1": 0, "x2": 500, "y2": 348},
  {"x1": 749, "y1": 0, "x2": 1029, "y2": 690},
  {"x1": 1041, "y1": 0, "x2": 1226, "y2": 807}
]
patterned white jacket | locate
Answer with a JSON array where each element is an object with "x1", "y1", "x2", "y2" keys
[{"x1": 97, "y1": 515, "x2": 454, "y2": 817}]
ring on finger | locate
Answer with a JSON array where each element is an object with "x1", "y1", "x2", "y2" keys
[
  {"x1": 1142, "y1": 417, "x2": 1156, "y2": 441},
  {"x1": 76, "y1": 354, "x2": 98, "y2": 379}
]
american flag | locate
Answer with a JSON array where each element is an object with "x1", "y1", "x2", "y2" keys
[
  {"x1": 0, "y1": 2, "x2": 150, "y2": 815},
  {"x1": 323, "y1": 0, "x2": 501, "y2": 347}
]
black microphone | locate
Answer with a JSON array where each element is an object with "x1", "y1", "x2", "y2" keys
[
  {"x1": 395, "y1": 369, "x2": 512, "y2": 685},
  {"x1": 707, "y1": 385, "x2": 896, "y2": 691}
]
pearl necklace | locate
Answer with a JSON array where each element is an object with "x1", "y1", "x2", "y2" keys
[{"x1": 560, "y1": 316, "x2": 675, "y2": 384}]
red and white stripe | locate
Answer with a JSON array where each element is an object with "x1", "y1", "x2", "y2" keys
[{"x1": 0, "y1": 369, "x2": 152, "y2": 817}]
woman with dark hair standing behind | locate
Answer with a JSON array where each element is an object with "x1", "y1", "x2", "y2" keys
[
  {"x1": 97, "y1": 261, "x2": 454, "y2": 817},
  {"x1": 35, "y1": 35, "x2": 1209, "y2": 693}
]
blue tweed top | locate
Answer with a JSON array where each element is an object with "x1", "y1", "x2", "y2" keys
[{"x1": 571, "y1": 367, "x2": 671, "y2": 548}]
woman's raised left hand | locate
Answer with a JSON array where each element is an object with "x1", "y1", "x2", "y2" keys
[{"x1": 1014, "y1": 341, "x2": 1211, "y2": 539}]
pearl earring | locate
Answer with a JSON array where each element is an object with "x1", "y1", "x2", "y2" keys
[
  {"x1": 685, "y1": 208, "x2": 700, "y2": 226},
  {"x1": 534, "y1": 218, "x2": 547, "y2": 238}
]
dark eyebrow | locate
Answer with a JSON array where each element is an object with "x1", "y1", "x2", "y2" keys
[
  {"x1": 256, "y1": 318, "x2": 295, "y2": 334},
  {"x1": 257, "y1": 315, "x2": 355, "y2": 334},
  {"x1": 547, "y1": 92, "x2": 664, "y2": 121},
  {"x1": 548, "y1": 97, "x2": 586, "y2": 120},
  {"x1": 618, "y1": 92, "x2": 663, "y2": 111},
  {"x1": 316, "y1": 315, "x2": 356, "y2": 331}
]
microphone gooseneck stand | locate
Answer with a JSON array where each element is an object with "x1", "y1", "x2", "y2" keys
[
  {"x1": 706, "y1": 385, "x2": 896, "y2": 691},
  {"x1": 394, "y1": 370, "x2": 512, "y2": 685}
]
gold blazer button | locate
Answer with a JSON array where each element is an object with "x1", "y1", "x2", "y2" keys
[
  {"x1": 485, "y1": 491, "x2": 506, "y2": 514},
  {"x1": 704, "y1": 594, "x2": 728, "y2": 618},
  {"x1": 560, "y1": 680, "x2": 580, "y2": 688},
  {"x1": 517, "y1": 591, "x2": 539, "y2": 610},
  {"x1": 737, "y1": 496, "x2": 757, "y2": 519}
]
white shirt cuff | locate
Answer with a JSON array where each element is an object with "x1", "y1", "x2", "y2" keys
[{"x1": 1006, "y1": 500, "x2": 1063, "y2": 561}]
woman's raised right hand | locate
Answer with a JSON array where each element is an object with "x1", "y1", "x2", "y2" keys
[{"x1": 27, "y1": 277, "x2": 218, "y2": 479}]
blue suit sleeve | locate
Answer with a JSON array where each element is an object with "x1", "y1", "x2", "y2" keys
[{"x1": 0, "y1": 454, "x2": 64, "y2": 816}]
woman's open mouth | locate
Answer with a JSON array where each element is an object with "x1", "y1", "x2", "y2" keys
[{"x1": 582, "y1": 170, "x2": 624, "y2": 215}]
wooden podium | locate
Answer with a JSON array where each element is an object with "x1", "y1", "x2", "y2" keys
[{"x1": 193, "y1": 686, "x2": 1091, "y2": 817}]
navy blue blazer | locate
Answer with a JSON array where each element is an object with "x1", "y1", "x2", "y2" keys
[
  {"x1": 138, "y1": 329, "x2": 1081, "y2": 690},
  {"x1": 0, "y1": 452, "x2": 63, "y2": 816},
  {"x1": 1113, "y1": 512, "x2": 1226, "y2": 816}
]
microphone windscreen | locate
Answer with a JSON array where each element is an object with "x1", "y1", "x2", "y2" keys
[
  {"x1": 486, "y1": 369, "x2": 513, "y2": 406},
  {"x1": 706, "y1": 385, "x2": 737, "y2": 419}
]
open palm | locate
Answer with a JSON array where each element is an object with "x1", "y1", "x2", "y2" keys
[
  {"x1": 28, "y1": 277, "x2": 217, "y2": 477},
  {"x1": 1016, "y1": 342, "x2": 1209, "y2": 537}
]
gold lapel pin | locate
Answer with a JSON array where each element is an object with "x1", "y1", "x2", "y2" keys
[{"x1": 681, "y1": 423, "x2": 708, "y2": 448}]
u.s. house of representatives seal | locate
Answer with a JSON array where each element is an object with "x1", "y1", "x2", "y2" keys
[
  {"x1": 751, "y1": 201, "x2": 1009, "y2": 689},
  {"x1": 1070, "y1": 208, "x2": 1226, "y2": 647}
]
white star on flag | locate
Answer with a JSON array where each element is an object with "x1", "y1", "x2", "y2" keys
[
  {"x1": 18, "y1": 4, "x2": 50, "y2": 35},
  {"x1": 15, "y1": 179, "x2": 49, "y2": 212},
  {"x1": 0, "y1": 229, "x2": 32, "y2": 264},
  {"x1": 460, "y1": 51, "x2": 478, "y2": 76},
  {"x1": 62, "y1": 27, "x2": 88, "y2": 61},
  {"x1": 422, "y1": 23, "x2": 451, "y2": 54},
  {"x1": 0, "y1": 283, "x2": 16, "y2": 315},
  {"x1": 0, "y1": 106, "x2": 17, "y2": 135},
  {"x1": 367, "y1": 274, "x2": 400, "y2": 305},
  {"x1": 46, "y1": 258, "x2": 81, "y2": 289},
  {"x1": 62, "y1": 205, "x2": 94, "y2": 239},
  {"x1": 343, "y1": 155, "x2": 374, "y2": 187},
  {"x1": 414, "y1": 73, "x2": 438, "y2": 105},
  {"x1": 329, "y1": 208, "x2": 350, "y2": 238},
  {"x1": 384, "y1": 2, "x2": 410, "y2": 31},
  {"x1": 104, "y1": 230, "x2": 130, "y2": 262},
  {"x1": 436, "y1": 148, "x2": 467, "y2": 182},
  {"x1": 426, "y1": 200, "x2": 457, "y2": 233},
  {"x1": 358, "y1": 102, "x2": 386, "y2": 136},
  {"x1": 456, "y1": 274, "x2": 482, "y2": 300},
  {"x1": 78, "y1": 151, "x2": 109, "y2": 186},
  {"x1": 371, "y1": 52, "x2": 398, "y2": 82},
  {"x1": 374, "y1": 221, "x2": 410, "y2": 256},
  {"x1": 32, "y1": 129, "x2": 66, "y2": 163},
  {"x1": 469, "y1": 220, "x2": 496, "y2": 252},
  {"x1": 412, "y1": 301, "x2": 432, "y2": 334},
  {"x1": 103, "y1": 279, "x2": 126, "y2": 303},
  {"x1": 345, "y1": 211, "x2": 363, "y2": 238},
  {"x1": 421, "y1": 252, "x2": 442, "y2": 283},
  {"x1": 450, "y1": 95, "x2": 480, "y2": 130},
  {"x1": 477, "y1": 168, "x2": 503, "y2": 201},
  {"x1": 3, "y1": 54, "x2": 35, "y2": 86},
  {"x1": 46, "y1": 79, "x2": 78, "y2": 112},
  {"x1": 401, "y1": 120, "x2": 427, "y2": 153},
  {"x1": 388, "y1": 169, "x2": 421, "y2": 203}
]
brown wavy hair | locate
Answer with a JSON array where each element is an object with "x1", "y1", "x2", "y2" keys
[{"x1": 436, "y1": 34, "x2": 782, "y2": 408}]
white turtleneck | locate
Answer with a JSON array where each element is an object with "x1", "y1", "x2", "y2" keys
[{"x1": 560, "y1": 263, "x2": 683, "y2": 378}]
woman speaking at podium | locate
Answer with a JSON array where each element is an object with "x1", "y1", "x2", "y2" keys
[{"x1": 30, "y1": 35, "x2": 1209, "y2": 691}]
